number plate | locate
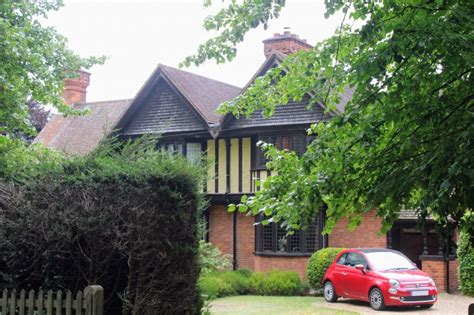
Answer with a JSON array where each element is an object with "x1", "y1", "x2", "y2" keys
[{"x1": 411, "y1": 290, "x2": 429, "y2": 296}]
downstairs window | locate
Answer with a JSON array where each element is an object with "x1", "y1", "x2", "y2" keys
[{"x1": 255, "y1": 215, "x2": 323, "y2": 255}]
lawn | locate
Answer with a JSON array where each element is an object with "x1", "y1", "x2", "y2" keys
[{"x1": 208, "y1": 296, "x2": 359, "y2": 315}]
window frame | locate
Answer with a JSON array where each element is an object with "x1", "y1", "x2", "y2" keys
[
  {"x1": 254, "y1": 212, "x2": 324, "y2": 257},
  {"x1": 254, "y1": 133, "x2": 307, "y2": 169}
]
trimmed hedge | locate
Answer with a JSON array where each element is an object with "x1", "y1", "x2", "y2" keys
[
  {"x1": 458, "y1": 232, "x2": 474, "y2": 296},
  {"x1": 307, "y1": 248, "x2": 345, "y2": 291},
  {"x1": 199, "y1": 269, "x2": 305, "y2": 298},
  {"x1": 0, "y1": 138, "x2": 205, "y2": 314}
]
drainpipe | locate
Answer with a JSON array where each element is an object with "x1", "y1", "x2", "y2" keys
[{"x1": 445, "y1": 234, "x2": 451, "y2": 294}]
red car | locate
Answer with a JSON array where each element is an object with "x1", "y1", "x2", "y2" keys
[{"x1": 322, "y1": 248, "x2": 438, "y2": 310}]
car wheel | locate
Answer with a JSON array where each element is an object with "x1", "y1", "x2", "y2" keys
[
  {"x1": 418, "y1": 304, "x2": 434, "y2": 309},
  {"x1": 323, "y1": 281, "x2": 338, "y2": 303},
  {"x1": 369, "y1": 287, "x2": 385, "y2": 311}
]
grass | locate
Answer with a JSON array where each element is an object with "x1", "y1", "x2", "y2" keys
[{"x1": 208, "y1": 295, "x2": 359, "y2": 315}]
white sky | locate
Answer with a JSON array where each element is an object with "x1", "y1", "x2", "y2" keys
[{"x1": 45, "y1": 0, "x2": 344, "y2": 102}]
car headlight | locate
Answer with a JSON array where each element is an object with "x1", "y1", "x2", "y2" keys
[{"x1": 389, "y1": 279, "x2": 400, "y2": 289}]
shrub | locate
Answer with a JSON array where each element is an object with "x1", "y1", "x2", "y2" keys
[
  {"x1": 248, "y1": 272, "x2": 265, "y2": 295},
  {"x1": 199, "y1": 269, "x2": 305, "y2": 298},
  {"x1": 458, "y1": 232, "x2": 474, "y2": 296},
  {"x1": 0, "y1": 137, "x2": 205, "y2": 314},
  {"x1": 307, "y1": 248, "x2": 345, "y2": 291},
  {"x1": 216, "y1": 271, "x2": 250, "y2": 294},
  {"x1": 261, "y1": 270, "x2": 305, "y2": 296},
  {"x1": 198, "y1": 240, "x2": 232, "y2": 275},
  {"x1": 198, "y1": 276, "x2": 235, "y2": 299}
]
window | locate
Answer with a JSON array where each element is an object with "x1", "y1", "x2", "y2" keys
[
  {"x1": 336, "y1": 253, "x2": 348, "y2": 265},
  {"x1": 345, "y1": 253, "x2": 368, "y2": 269},
  {"x1": 256, "y1": 134, "x2": 305, "y2": 168},
  {"x1": 256, "y1": 216, "x2": 322, "y2": 255},
  {"x1": 186, "y1": 142, "x2": 202, "y2": 165},
  {"x1": 158, "y1": 141, "x2": 203, "y2": 165}
]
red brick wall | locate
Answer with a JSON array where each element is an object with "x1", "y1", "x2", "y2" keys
[
  {"x1": 236, "y1": 212, "x2": 256, "y2": 270},
  {"x1": 328, "y1": 210, "x2": 387, "y2": 248},
  {"x1": 254, "y1": 256, "x2": 309, "y2": 279},
  {"x1": 208, "y1": 205, "x2": 233, "y2": 257},
  {"x1": 420, "y1": 259, "x2": 458, "y2": 292}
]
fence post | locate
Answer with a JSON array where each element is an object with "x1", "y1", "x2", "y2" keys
[{"x1": 84, "y1": 286, "x2": 104, "y2": 315}]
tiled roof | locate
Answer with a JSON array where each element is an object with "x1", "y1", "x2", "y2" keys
[
  {"x1": 160, "y1": 65, "x2": 241, "y2": 124},
  {"x1": 34, "y1": 99, "x2": 132, "y2": 156}
]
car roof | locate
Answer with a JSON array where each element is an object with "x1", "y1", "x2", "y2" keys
[{"x1": 346, "y1": 248, "x2": 402, "y2": 254}]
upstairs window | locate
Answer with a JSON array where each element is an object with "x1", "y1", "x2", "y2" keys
[
  {"x1": 158, "y1": 141, "x2": 202, "y2": 165},
  {"x1": 256, "y1": 134, "x2": 304, "y2": 168},
  {"x1": 186, "y1": 142, "x2": 202, "y2": 165}
]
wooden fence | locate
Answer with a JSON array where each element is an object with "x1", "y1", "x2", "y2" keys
[{"x1": 0, "y1": 285, "x2": 103, "y2": 315}]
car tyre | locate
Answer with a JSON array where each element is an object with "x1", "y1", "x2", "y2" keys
[
  {"x1": 418, "y1": 304, "x2": 434, "y2": 309},
  {"x1": 369, "y1": 287, "x2": 385, "y2": 311},
  {"x1": 323, "y1": 281, "x2": 338, "y2": 303}
]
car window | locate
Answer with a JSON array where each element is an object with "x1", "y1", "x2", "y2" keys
[
  {"x1": 345, "y1": 253, "x2": 368, "y2": 269},
  {"x1": 336, "y1": 253, "x2": 347, "y2": 265}
]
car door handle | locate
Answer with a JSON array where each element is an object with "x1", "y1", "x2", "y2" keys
[{"x1": 341, "y1": 272, "x2": 347, "y2": 276}]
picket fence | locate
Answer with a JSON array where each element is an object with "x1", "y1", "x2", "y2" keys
[{"x1": 0, "y1": 285, "x2": 103, "y2": 315}]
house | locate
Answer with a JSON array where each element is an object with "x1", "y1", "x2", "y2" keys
[{"x1": 35, "y1": 31, "x2": 457, "y2": 292}]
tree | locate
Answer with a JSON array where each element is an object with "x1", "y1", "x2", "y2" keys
[
  {"x1": 0, "y1": 0, "x2": 104, "y2": 136},
  {"x1": 186, "y1": 1, "x2": 474, "y2": 239}
]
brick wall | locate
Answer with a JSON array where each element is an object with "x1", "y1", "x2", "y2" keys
[
  {"x1": 420, "y1": 258, "x2": 458, "y2": 292},
  {"x1": 328, "y1": 210, "x2": 387, "y2": 248},
  {"x1": 236, "y1": 212, "x2": 256, "y2": 270},
  {"x1": 208, "y1": 205, "x2": 233, "y2": 257},
  {"x1": 254, "y1": 256, "x2": 310, "y2": 279}
]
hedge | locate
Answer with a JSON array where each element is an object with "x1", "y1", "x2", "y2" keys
[
  {"x1": 199, "y1": 269, "x2": 305, "y2": 299},
  {"x1": 307, "y1": 248, "x2": 345, "y2": 291},
  {"x1": 0, "y1": 137, "x2": 205, "y2": 314},
  {"x1": 458, "y1": 232, "x2": 474, "y2": 296}
]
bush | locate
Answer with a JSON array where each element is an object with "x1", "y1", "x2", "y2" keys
[
  {"x1": 198, "y1": 240, "x2": 232, "y2": 275},
  {"x1": 198, "y1": 276, "x2": 235, "y2": 299},
  {"x1": 248, "y1": 272, "x2": 265, "y2": 295},
  {"x1": 458, "y1": 232, "x2": 474, "y2": 296},
  {"x1": 307, "y1": 248, "x2": 345, "y2": 291},
  {"x1": 261, "y1": 270, "x2": 305, "y2": 296},
  {"x1": 199, "y1": 269, "x2": 305, "y2": 298}
]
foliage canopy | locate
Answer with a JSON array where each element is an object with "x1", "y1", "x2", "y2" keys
[
  {"x1": 0, "y1": 0, "x2": 104, "y2": 135},
  {"x1": 190, "y1": 1, "x2": 474, "y2": 239}
]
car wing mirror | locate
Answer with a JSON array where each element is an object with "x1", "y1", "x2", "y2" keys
[{"x1": 355, "y1": 264, "x2": 366, "y2": 274}]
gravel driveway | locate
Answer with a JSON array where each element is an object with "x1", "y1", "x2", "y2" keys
[{"x1": 313, "y1": 293, "x2": 474, "y2": 315}]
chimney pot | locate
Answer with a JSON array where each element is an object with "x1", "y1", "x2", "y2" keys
[
  {"x1": 283, "y1": 31, "x2": 291, "y2": 35},
  {"x1": 273, "y1": 32, "x2": 280, "y2": 36},
  {"x1": 62, "y1": 70, "x2": 90, "y2": 105}
]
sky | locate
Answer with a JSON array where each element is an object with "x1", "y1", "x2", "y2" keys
[{"x1": 45, "y1": 0, "x2": 345, "y2": 102}]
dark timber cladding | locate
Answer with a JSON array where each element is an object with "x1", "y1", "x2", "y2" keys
[
  {"x1": 224, "y1": 95, "x2": 329, "y2": 130},
  {"x1": 122, "y1": 79, "x2": 207, "y2": 135}
]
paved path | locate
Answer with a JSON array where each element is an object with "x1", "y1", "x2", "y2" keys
[{"x1": 313, "y1": 293, "x2": 474, "y2": 315}]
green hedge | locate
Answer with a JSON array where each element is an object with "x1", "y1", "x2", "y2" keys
[
  {"x1": 0, "y1": 137, "x2": 205, "y2": 314},
  {"x1": 199, "y1": 269, "x2": 305, "y2": 299},
  {"x1": 458, "y1": 232, "x2": 474, "y2": 296},
  {"x1": 307, "y1": 248, "x2": 345, "y2": 291}
]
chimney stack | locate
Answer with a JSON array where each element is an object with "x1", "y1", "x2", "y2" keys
[
  {"x1": 62, "y1": 70, "x2": 91, "y2": 105},
  {"x1": 263, "y1": 28, "x2": 312, "y2": 59}
]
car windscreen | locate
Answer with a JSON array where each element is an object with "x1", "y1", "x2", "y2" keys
[{"x1": 365, "y1": 251, "x2": 417, "y2": 271}]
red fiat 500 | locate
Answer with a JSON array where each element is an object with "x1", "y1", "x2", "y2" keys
[{"x1": 322, "y1": 248, "x2": 438, "y2": 310}]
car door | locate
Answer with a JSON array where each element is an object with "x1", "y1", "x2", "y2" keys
[
  {"x1": 344, "y1": 252, "x2": 370, "y2": 299},
  {"x1": 331, "y1": 253, "x2": 352, "y2": 297}
]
